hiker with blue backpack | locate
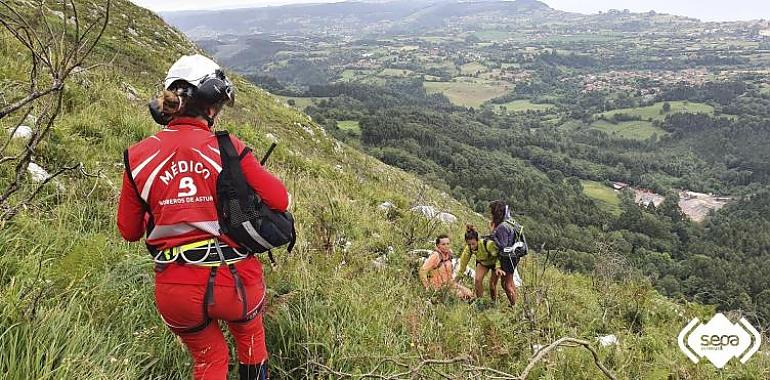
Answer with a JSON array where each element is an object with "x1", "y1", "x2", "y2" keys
[{"x1": 489, "y1": 200, "x2": 528, "y2": 307}]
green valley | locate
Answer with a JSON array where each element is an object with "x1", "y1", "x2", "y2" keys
[{"x1": 1, "y1": 0, "x2": 769, "y2": 379}]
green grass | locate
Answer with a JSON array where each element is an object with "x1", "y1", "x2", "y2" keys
[
  {"x1": 424, "y1": 81, "x2": 511, "y2": 108},
  {"x1": 336, "y1": 120, "x2": 360, "y2": 135},
  {"x1": 591, "y1": 120, "x2": 667, "y2": 140},
  {"x1": 276, "y1": 96, "x2": 330, "y2": 109},
  {"x1": 424, "y1": 60, "x2": 459, "y2": 75},
  {"x1": 460, "y1": 62, "x2": 487, "y2": 75},
  {"x1": 379, "y1": 68, "x2": 414, "y2": 77},
  {"x1": 472, "y1": 30, "x2": 511, "y2": 42},
  {"x1": 340, "y1": 69, "x2": 359, "y2": 81},
  {"x1": 599, "y1": 101, "x2": 714, "y2": 122},
  {"x1": 339, "y1": 69, "x2": 382, "y2": 83},
  {"x1": 497, "y1": 100, "x2": 555, "y2": 113},
  {"x1": 581, "y1": 180, "x2": 621, "y2": 215}
]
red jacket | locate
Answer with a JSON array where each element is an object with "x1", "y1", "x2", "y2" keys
[{"x1": 117, "y1": 118, "x2": 288, "y2": 285}]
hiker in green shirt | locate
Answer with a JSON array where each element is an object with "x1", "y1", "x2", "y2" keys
[{"x1": 455, "y1": 225, "x2": 506, "y2": 301}]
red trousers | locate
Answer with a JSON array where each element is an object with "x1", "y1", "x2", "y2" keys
[{"x1": 155, "y1": 278, "x2": 268, "y2": 380}]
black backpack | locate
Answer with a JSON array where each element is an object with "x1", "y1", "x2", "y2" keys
[
  {"x1": 481, "y1": 220, "x2": 528, "y2": 259},
  {"x1": 500, "y1": 220, "x2": 528, "y2": 259},
  {"x1": 215, "y1": 131, "x2": 296, "y2": 257}
]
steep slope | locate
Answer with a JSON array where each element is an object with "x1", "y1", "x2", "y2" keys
[{"x1": 0, "y1": 1, "x2": 767, "y2": 379}]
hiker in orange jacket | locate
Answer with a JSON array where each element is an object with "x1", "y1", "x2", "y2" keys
[{"x1": 419, "y1": 234, "x2": 473, "y2": 300}]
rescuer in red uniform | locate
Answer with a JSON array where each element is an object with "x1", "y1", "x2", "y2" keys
[{"x1": 117, "y1": 54, "x2": 287, "y2": 380}]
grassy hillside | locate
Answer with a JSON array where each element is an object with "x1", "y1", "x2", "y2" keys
[
  {"x1": 424, "y1": 80, "x2": 511, "y2": 108},
  {"x1": 0, "y1": 1, "x2": 767, "y2": 379},
  {"x1": 581, "y1": 180, "x2": 621, "y2": 215},
  {"x1": 598, "y1": 101, "x2": 714, "y2": 122},
  {"x1": 590, "y1": 119, "x2": 666, "y2": 140}
]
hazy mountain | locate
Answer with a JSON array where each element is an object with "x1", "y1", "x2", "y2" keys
[{"x1": 161, "y1": 0, "x2": 561, "y2": 38}]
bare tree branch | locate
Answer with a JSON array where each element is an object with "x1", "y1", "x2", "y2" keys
[
  {"x1": 0, "y1": 2, "x2": 54, "y2": 70},
  {"x1": 62, "y1": 0, "x2": 111, "y2": 78},
  {"x1": 0, "y1": 80, "x2": 62, "y2": 120},
  {"x1": 518, "y1": 337, "x2": 617, "y2": 380},
  {"x1": 0, "y1": 0, "x2": 111, "y2": 222},
  {"x1": 0, "y1": 90, "x2": 60, "y2": 205},
  {"x1": 294, "y1": 335, "x2": 617, "y2": 380},
  {"x1": 0, "y1": 106, "x2": 32, "y2": 155},
  {"x1": 1, "y1": 161, "x2": 81, "y2": 221}
]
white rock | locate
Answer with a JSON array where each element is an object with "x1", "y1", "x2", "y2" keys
[
  {"x1": 411, "y1": 206, "x2": 457, "y2": 224},
  {"x1": 265, "y1": 133, "x2": 278, "y2": 143},
  {"x1": 411, "y1": 205, "x2": 438, "y2": 219},
  {"x1": 123, "y1": 83, "x2": 139, "y2": 101},
  {"x1": 8, "y1": 125, "x2": 32, "y2": 139},
  {"x1": 27, "y1": 162, "x2": 50, "y2": 182},
  {"x1": 372, "y1": 255, "x2": 387, "y2": 270},
  {"x1": 300, "y1": 124, "x2": 315, "y2": 136},
  {"x1": 378, "y1": 201, "x2": 394, "y2": 210},
  {"x1": 598, "y1": 334, "x2": 618, "y2": 347},
  {"x1": 435, "y1": 212, "x2": 457, "y2": 224},
  {"x1": 128, "y1": 27, "x2": 138, "y2": 37},
  {"x1": 452, "y1": 257, "x2": 475, "y2": 278}
]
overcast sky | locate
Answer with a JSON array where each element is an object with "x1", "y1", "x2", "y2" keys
[{"x1": 128, "y1": 0, "x2": 770, "y2": 22}]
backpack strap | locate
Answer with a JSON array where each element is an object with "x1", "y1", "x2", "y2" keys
[
  {"x1": 123, "y1": 148, "x2": 159, "y2": 256},
  {"x1": 433, "y1": 251, "x2": 453, "y2": 271},
  {"x1": 480, "y1": 238, "x2": 490, "y2": 255},
  {"x1": 216, "y1": 131, "x2": 261, "y2": 208}
]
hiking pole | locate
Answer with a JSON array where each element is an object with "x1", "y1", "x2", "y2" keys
[{"x1": 260, "y1": 143, "x2": 277, "y2": 165}]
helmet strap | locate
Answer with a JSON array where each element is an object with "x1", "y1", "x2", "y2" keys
[{"x1": 203, "y1": 113, "x2": 214, "y2": 127}]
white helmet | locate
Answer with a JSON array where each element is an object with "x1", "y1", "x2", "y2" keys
[
  {"x1": 164, "y1": 54, "x2": 223, "y2": 89},
  {"x1": 165, "y1": 54, "x2": 234, "y2": 105},
  {"x1": 150, "y1": 54, "x2": 235, "y2": 125}
]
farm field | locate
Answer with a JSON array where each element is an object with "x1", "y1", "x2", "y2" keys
[
  {"x1": 337, "y1": 120, "x2": 361, "y2": 135},
  {"x1": 599, "y1": 101, "x2": 714, "y2": 121},
  {"x1": 424, "y1": 81, "x2": 511, "y2": 108},
  {"x1": 460, "y1": 62, "x2": 487, "y2": 75},
  {"x1": 496, "y1": 99, "x2": 555, "y2": 112},
  {"x1": 379, "y1": 68, "x2": 415, "y2": 77},
  {"x1": 590, "y1": 119, "x2": 667, "y2": 140},
  {"x1": 276, "y1": 96, "x2": 330, "y2": 109},
  {"x1": 581, "y1": 180, "x2": 621, "y2": 215},
  {"x1": 471, "y1": 30, "x2": 511, "y2": 41}
]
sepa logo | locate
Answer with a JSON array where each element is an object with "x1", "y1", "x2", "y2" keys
[{"x1": 678, "y1": 313, "x2": 762, "y2": 368}]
